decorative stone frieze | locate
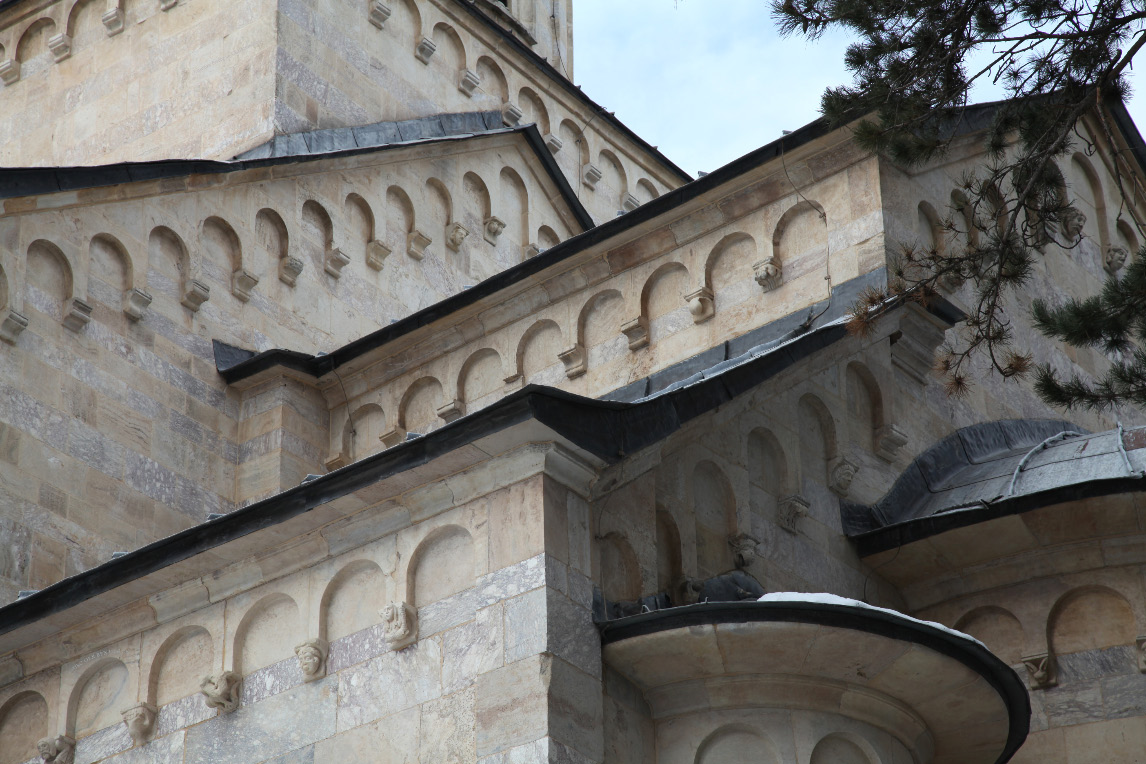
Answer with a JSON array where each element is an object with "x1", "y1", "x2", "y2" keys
[
  {"x1": 63, "y1": 299, "x2": 93, "y2": 331},
  {"x1": 102, "y1": 8, "x2": 125, "y2": 35},
  {"x1": 380, "y1": 601, "x2": 417, "y2": 650},
  {"x1": 121, "y1": 702, "x2": 157, "y2": 746},
  {"x1": 446, "y1": 222, "x2": 469, "y2": 251},
  {"x1": 621, "y1": 193, "x2": 640, "y2": 212},
  {"x1": 581, "y1": 163, "x2": 602, "y2": 189},
  {"x1": 231, "y1": 269, "x2": 259, "y2": 301},
  {"x1": 890, "y1": 303, "x2": 949, "y2": 384},
  {"x1": 0, "y1": 59, "x2": 21, "y2": 86},
  {"x1": 180, "y1": 279, "x2": 210, "y2": 312},
  {"x1": 1104, "y1": 245, "x2": 1129, "y2": 275},
  {"x1": 368, "y1": 0, "x2": 392, "y2": 29},
  {"x1": 501, "y1": 102, "x2": 523, "y2": 127},
  {"x1": 324, "y1": 247, "x2": 350, "y2": 278},
  {"x1": 0, "y1": 309, "x2": 29, "y2": 344},
  {"x1": 415, "y1": 37, "x2": 437, "y2": 64},
  {"x1": 1060, "y1": 208, "x2": 1086, "y2": 241},
  {"x1": 295, "y1": 638, "x2": 328, "y2": 682},
  {"x1": 777, "y1": 494, "x2": 810, "y2": 533},
  {"x1": 875, "y1": 424, "x2": 909, "y2": 462},
  {"x1": 122, "y1": 288, "x2": 152, "y2": 320},
  {"x1": 544, "y1": 133, "x2": 563, "y2": 153},
  {"x1": 407, "y1": 230, "x2": 432, "y2": 260},
  {"x1": 1137, "y1": 636, "x2": 1146, "y2": 673},
  {"x1": 200, "y1": 671, "x2": 243, "y2": 712},
  {"x1": 728, "y1": 533, "x2": 759, "y2": 569},
  {"x1": 483, "y1": 216, "x2": 505, "y2": 244},
  {"x1": 47, "y1": 34, "x2": 73, "y2": 63},
  {"x1": 366, "y1": 240, "x2": 391, "y2": 270},
  {"x1": 458, "y1": 68, "x2": 480, "y2": 97},
  {"x1": 621, "y1": 316, "x2": 649, "y2": 350},
  {"x1": 279, "y1": 256, "x2": 304, "y2": 286},
  {"x1": 558, "y1": 344, "x2": 586, "y2": 378},
  {"x1": 685, "y1": 286, "x2": 714, "y2": 323},
  {"x1": 828, "y1": 456, "x2": 858, "y2": 496},
  {"x1": 1022, "y1": 652, "x2": 1055, "y2": 689},
  {"x1": 436, "y1": 399, "x2": 464, "y2": 422},
  {"x1": 753, "y1": 256, "x2": 783, "y2": 291},
  {"x1": 523, "y1": 243, "x2": 541, "y2": 259},
  {"x1": 379, "y1": 427, "x2": 406, "y2": 448},
  {"x1": 37, "y1": 735, "x2": 75, "y2": 764}
]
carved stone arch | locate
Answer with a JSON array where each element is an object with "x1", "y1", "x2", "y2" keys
[
  {"x1": 636, "y1": 178, "x2": 659, "y2": 204},
  {"x1": 398, "y1": 375, "x2": 445, "y2": 434},
  {"x1": 655, "y1": 508, "x2": 683, "y2": 595},
  {"x1": 201, "y1": 215, "x2": 252, "y2": 300},
  {"x1": 747, "y1": 427, "x2": 789, "y2": 496},
  {"x1": 425, "y1": 177, "x2": 454, "y2": 247},
  {"x1": 301, "y1": 198, "x2": 335, "y2": 255},
  {"x1": 954, "y1": 605, "x2": 1025, "y2": 665},
  {"x1": 384, "y1": 184, "x2": 416, "y2": 254},
  {"x1": 256, "y1": 208, "x2": 296, "y2": 286},
  {"x1": 917, "y1": 200, "x2": 945, "y2": 255},
  {"x1": 772, "y1": 199, "x2": 826, "y2": 278},
  {"x1": 16, "y1": 17, "x2": 55, "y2": 64},
  {"x1": 576, "y1": 288, "x2": 623, "y2": 347},
  {"x1": 845, "y1": 360, "x2": 885, "y2": 450},
  {"x1": 1071, "y1": 153, "x2": 1108, "y2": 249},
  {"x1": 691, "y1": 459, "x2": 737, "y2": 579},
  {"x1": 498, "y1": 166, "x2": 529, "y2": 259},
  {"x1": 406, "y1": 524, "x2": 476, "y2": 607},
  {"x1": 344, "y1": 192, "x2": 377, "y2": 265},
  {"x1": 598, "y1": 148, "x2": 628, "y2": 206},
  {"x1": 430, "y1": 22, "x2": 466, "y2": 73},
  {"x1": 391, "y1": 0, "x2": 422, "y2": 42},
  {"x1": 557, "y1": 119, "x2": 590, "y2": 181},
  {"x1": 150, "y1": 225, "x2": 207, "y2": 312},
  {"x1": 147, "y1": 625, "x2": 214, "y2": 708},
  {"x1": 1048, "y1": 584, "x2": 1137, "y2": 656},
  {"x1": 0, "y1": 690, "x2": 49, "y2": 764},
  {"x1": 65, "y1": 0, "x2": 103, "y2": 44},
  {"x1": 89, "y1": 232, "x2": 134, "y2": 291},
  {"x1": 695, "y1": 724, "x2": 780, "y2": 764},
  {"x1": 518, "y1": 86, "x2": 550, "y2": 134},
  {"x1": 25, "y1": 238, "x2": 84, "y2": 326},
  {"x1": 457, "y1": 347, "x2": 504, "y2": 409},
  {"x1": 641, "y1": 261, "x2": 690, "y2": 323},
  {"x1": 704, "y1": 231, "x2": 757, "y2": 308},
  {"x1": 596, "y1": 531, "x2": 641, "y2": 602},
  {"x1": 476, "y1": 55, "x2": 508, "y2": 105},
  {"x1": 343, "y1": 401, "x2": 386, "y2": 462},
  {"x1": 66, "y1": 656, "x2": 131, "y2": 739},
  {"x1": 514, "y1": 317, "x2": 564, "y2": 384},
  {"x1": 319, "y1": 558, "x2": 386, "y2": 642},
  {"x1": 809, "y1": 732, "x2": 880, "y2": 764},
  {"x1": 537, "y1": 225, "x2": 560, "y2": 251},
  {"x1": 797, "y1": 392, "x2": 838, "y2": 485},
  {"x1": 232, "y1": 593, "x2": 301, "y2": 675}
]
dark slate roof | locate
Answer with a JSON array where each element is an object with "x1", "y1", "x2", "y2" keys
[{"x1": 846, "y1": 420, "x2": 1146, "y2": 555}]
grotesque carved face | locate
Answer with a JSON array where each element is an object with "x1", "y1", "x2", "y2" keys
[
  {"x1": 1105, "y1": 245, "x2": 1129, "y2": 274},
  {"x1": 38, "y1": 739, "x2": 55, "y2": 758},
  {"x1": 1061, "y1": 207, "x2": 1087, "y2": 240},
  {"x1": 298, "y1": 646, "x2": 322, "y2": 676}
]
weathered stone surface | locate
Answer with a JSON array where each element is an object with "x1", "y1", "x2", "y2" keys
[
  {"x1": 419, "y1": 687, "x2": 476, "y2": 764},
  {"x1": 75, "y1": 722, "x2": 131, "y2": 764},
  {"x1": 98, "y1": 731, "x2": 185, "y2": 764},
  {"x1": 336, "y1": 637, "x2": 441, "y2": 731},
  {"x1": 443, "y1": 605, "x2": 504, "y2": 694},
  {"x1": 314, "y1": 706, "x2": 419, "y2": 763},
  {"x1": 240, "y1": 656, "x2": 304, "y2": 706},
  {"x1": 504, "y1": 587, "x2": 547, "y2": 664},
  {"x1": 155, "y1": 693, "x2": 216, "y2": 738}
]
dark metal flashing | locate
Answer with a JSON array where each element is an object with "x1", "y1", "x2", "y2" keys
[
  {"x1": 598, "y1": 600, "x2": 1030, "y2": 764},
  {"x1": 0, "y1": 309, "x2": 861, "y2": 639}
]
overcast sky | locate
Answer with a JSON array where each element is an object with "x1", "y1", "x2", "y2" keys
[{"x1": 573, "y1": 0, "x2": 1146, "y2": 178}]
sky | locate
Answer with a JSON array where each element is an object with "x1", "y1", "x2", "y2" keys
[{"x1": 573, "y1": 0, "x2": 1146, "y2": 178}]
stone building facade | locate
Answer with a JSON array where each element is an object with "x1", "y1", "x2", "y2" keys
[{"x1": 0, "y1": 1, "x2": 1145, "y2": 764}]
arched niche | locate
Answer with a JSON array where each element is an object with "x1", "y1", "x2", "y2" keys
[
  {"x1": 951, "y1": 189, "x2": 979, "y2": 249},
  {"x1": 148, "y1": 226, "x2": 191, "y2": 299},
  {"x1": 202, "y1": 216, "x2": 246, "y2": 300},
  {"x1": 256, "y1": 208, "x2": 290, "y2": 283},
  {"x1": 705, "y1": 232, "x2": 757, "y2": 308},
  {"x1": 599, "y1": 149, "x2": 627, "y2": 209},
  {"x1": 458, "y1": 347, "x2": 504, "y2": 408},
  {"x1": 344, "y1": 402, "x2": 386, "y2": 462},
  {"x1": 692, "y1": 460, "x2": 737, "y2": 579},
  {"x1": 747, "y1": 427, "x2": 788, "y2": 518},
  {"x1": 0, "y1": 690, "x2": 49, "y2": 764},
  {"x1": 917, "y1": 200, "x2": 945, "y2": 255},
  {"x1": 498, "y1": 167, "x2": 529, "y2": 260},
  {"x1": 797, "y1": 393, "x2": 837, "y2": 485},
  {"x1": 655, "y1": 508, "x2": 683, "y2": 594},
  {"x1": 537, "y1": 225, "x2": 560, "y2": 251},
  {"x1": 641, "y1": 261, "x2": 690, "y2": 340},
  {"x1": 391, "y1": 0, "x2": 421, "y2": 43},
  {"x1": 578, "y1": 288, "x2": 624, "y2": 353},
  {"x1": 809, "y1": 733, "x2": 879, "y2": 764},
  {"x1": 399, "y1": 376, "x2": 444, "y2": 434},
  {"x1": 516, "y1": 318, "x2": 563, "y2": 384},
  {"x1": 955, "y1": 606, "x2": 1025, "y2": 666},
  {"x1": 384, "y1": 186, "x2": 416, "y2": 254},
  {"x1": 476, "y1": 56, "x2": 508, "y2": 106},
  {"x1": 430, "y1": 22, "x2": 466, "y2": 75},
  {"x1": 234, "y1": 593, "x2": 301, "y2": 674},
  {"x1": 344, "y1": 193, "x2": 376, "y2": 265},
  {"x1": 773, "y1": 200, "x2": 827, "y2": 276},
  {"x1": 409, "y1": 525, "x2": 475, "y2": 607},
  {"x1": 320, "y1": 559, "x2": 385, "y2": 642},
  {"x1": 597, "y1": 531, "x2": 641, "y2": 602},
  {"x1": 636, "y1": 179, "x2": 659, "y2": 204},
  {"x1": 148, "y1": 625, "x2": 214, "y2": 707},
  {"x1": 68, "y1": 658, "x2": 131, "y2": 739},
  {"x1": 557, "y1": 119, "x2": 590, "y2": 183},
  {"x1": 26, "y1": 239, "x2": 73, "y2": 318},
  {"x1": 462, "y1": 171, "x2": 492, "y2": 236},
  {"x1": 518, "y1": 86, "x2": 550, "y2": 134},
  {"x1": 89, "y1": 233, "x2": 133, "y2": 294},
  {"x1": 66, "y1": 0, "x2": 104, "y2": 45},
  {"x1": 16, "y1": 18, "x2": 54, "y2": 66},
  {"x1": 695, "y1": 725, "x2": 780, "y2": 764},
  {"x1": 424, "y1": 178, "x2": 453, "y2": 247},
  {"x1": 1049, "y1": 586, "x2": 1136, "y2": 656},
  {"x1": 1070, "y1": 153, "x2": 1108, "y2": 249},
  {"x1": 845, "y1": 361, "x2": 884, "y2": 450},
  {"x1": 1116, "y1": 218, "x2": 1139, "y2": 256},
  {"x1": 301, "y1": 200, "x2": 335, "y2": 267}
]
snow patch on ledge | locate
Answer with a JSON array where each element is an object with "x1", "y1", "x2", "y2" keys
[{"x1": 757, "y1": 592, "x2": 986, "y2": 648}]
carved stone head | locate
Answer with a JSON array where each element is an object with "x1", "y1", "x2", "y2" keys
[
  {"x1": 1060, "y1": 207, "x2": 1086, "y2": 240},
  {"x1": 828, "y1": 457, "x2": 858, "y2": 497},
  {"x1": 121, "y1": 703, "x2": 157, "y2": 746},
  {"x1": 295, "y1": 638, "x2": 329, "y2": 682},
  {"x1": 200, "y1": 670, "x2": 242, "y2": 713},
  {"x1": 753, "y1": 257, "x2": 783, "y2": 292},
  {"x1": 37, "y1": 736, "x2": 75, "y2": 764},
  {"x1": 380, "y1": 601, "x2": 417, "y2": 650},
  {"x1": 446, "y1": 222, "x2": 469, "y2": 251},
  {"x1": 1104, "y1": 245, "x2": 1129, "y2": 275}
]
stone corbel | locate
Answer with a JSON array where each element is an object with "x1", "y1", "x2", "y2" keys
[
  {"x1": 102, "y1": 2, "x2": 125, "y2": 35},
  {"x1": 753, "y1": 257, "x2": 782, "y2": 292},
  {"x1": 414, "y1": 37, "x2": 436, "y2": 64},
  {"x1": 828, "y1": 456, "x2": 858, "y2": 496},
  {"x1": 501, "y1": 102, "x2": 523, "y2": 127},
  {"x1": 446, "y1": 222, "x2": 469, "y2": 252},
  {"x1": 122, "y1": 288, "x2": 152, "y2": 320},
  {"x1": 522, "y1": 243, "x2": 540, "y2": 259},
  {"x1": 1104, "y1": 245, "x2": 1129, "y2": 275},
  {"x1": 366, "y1": 240, "x2": 391, "y2": 270},
  {"x1": 200, "y1": 671, "x2": 242, "y2": 712},
  {"x1": 458, "y1": 68, "x2": 480, "y2": 97},
  {"x1": 0, "y1": 59, "x2": 21, "y2": 86},
  {"x1": 379, "y1": 426, "x2": 407, "y2": 448},
  {"x1": 323, "y1": 247, "x2": 350, "y2": 278},
  {"x1": 47, "y1": 34, "x2": 72, "y2": 62},
  {"x1": 777, "y1": 494, "x2": 810, "y2": 534},
  {"x1": 558, "y1": 344, "x2": 586, "y2": 379},
  {"x1": 406, "y1": 230, "x2": 432, "y2": 260},
  {"x1": 36, "y1": 735, "x2": 74, "y2": 764},
  {"x1": 621, "y1": 193, "x2": 640, "y2": 212},
  {"x1": 279, "y1": 256, "x2": 304, "y2": 286},
  {"x1": 544, "y1": 133, "x2": 563, "y2": 153},
  {"x1": 368, "y1": 0, "x2": 392, "y2": 29},
  {"x1": 231, "y1": 269, "x2": 259, "y2": 301},
  {"x1": 483, "y1": 216, "x2": 505, "y2": 244},
  {"x1": 728, "y1": 533, "x2": 759, "y2": 569},
  {"x1": 436, "y1": 399, "x2": 464, "y2": 423},
  {"x1": 380, "y1": 601, "x2": 417, "y2": 650},
  {"x1": 295, "y1": 638, "x2": 328, "y2": 682},
  {"x1": 1022, "y1": 652, "x2": 1056, "y2": 689},
  {"x1": 180, "y1": 279, "x2": 210, "y2": 312},
  {"x1": 581, "y1": 163, "x2": 602, "y2": 190},
  {"x1": 1, "y1": 309, "x2": 29, "y2": 344},
  {"x1": 62, "y1": 298, "x2": 93, "y2": 331},
  {"x1": 121, "y1": 702, "x2": 156, "y2": 746},
  {"x1": 874, "y1": 424, "x2": 909, "y2": 462},
  {"x1": 685, "y1": 286, "x2": 714, "y2": 323},
  {"x1": 621, "y1": 316, "x2": 649, "y2": 350},
  {"x1": 891, "y1": 303, "x2": 951, "y2": 385},
  {"x1": 503, "y1": 372, "x2": 524, "y2": 389}
]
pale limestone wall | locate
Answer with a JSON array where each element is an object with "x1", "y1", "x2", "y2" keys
[
  {"x1": 0, "y1": 455, "x2": 603, "y2": 764},
  {"x1": 274, "y1": 0, "x2": 675, "y2": 224},
  {"x1": 0, "y1": 137, "x2": 578, "y2": 600},
  {"x1": 0, "y1": 0, "x2": 279, "y2": 166}
]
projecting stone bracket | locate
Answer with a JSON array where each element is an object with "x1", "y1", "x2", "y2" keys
[
  {"x1": 380, "y1": 601, "x2": 417, "y2": 650},
  {"x1": 458, "y1": 68, "x2": 480, "y2": 97},
  {"x1": 415, "y1": 37, "x2": 436, "y2": 64},
  {"x1": 581, "y1": 163, "x2": 602, "y2": 190},
  {"x1": 48, "y1": 34, "x2": 73, "y2": 62},
  {"x1": 122, "y1": 702, "x2": 156, "y2": 746},
  {"x1": 544, "y1": 133, "x2": 563, "y2": 153},
  {"x1": 200, "y1": 671, "x2": 242, "y2": 712},
  {"x1": 231, "y1": 269, "x2": 259, "y2": 301},
  {"x1": 875, "y1": 424, "x2": 909, "y2": 462},
  {"x1": 621, "y1": 193, "x2": 640, "y2": 212},
  {"x1": 0, "y1": 59, "x2": 21, "y2": 86},
  {"x1": 122, "y1": 288, "x2": 152, "y2": 320},
  {"x1": 1022, "y1": 652, "x2": 1056, "y2": 689},
  {"x1": 501, "y1": 102, "x2": 523, "y2": 127},
  {"x1": 63, "y1": 298, "x2": 93, "y2": 331},
  {"x1": 436, "y1": 399, "x2": 464, "y2": 423},
  {"x1": 366, "y1": 240, "x2": 391, "y2": 270},
  {"x1": 777, "y1": 494, "x2": 810, "y2": 534},
  {"x1": 828, "y1": 456, "x2": 858, "y2": 497},
  {"x1": 36, "y1": 735, "x2": 74, "y2": 764},
  {"x1": 446, "y1": 222, "x2": 469, "y2": 251},
  {"x1": 180, "y1": 279, "x2": 210, "y2": 312},
  {"x1": 621, "y1": 316, "x2": 649, "y2": 350},
  {"x1": 407, "y1": 230, "x2": 432, "y2": 260},
  {"x1": 379, "y1": 426, "x2": 407, "y2": 448},
  {"x1": 0, "y1": 310, "x2": 29, "y2": 344},
  {"x1": 753, "y1": 256, "x2": 782, "y2": 292},
  {"x1": 102, "y1": 7, "x2": 125, "y2": 35},
  {"x1": 323, "y1": 247, "x2": 350, "y2": 278},
  {"x1": 522, "y1": 243, "x2": 540, "y2": 259},
  {"x1": 279, "y1": 256, "x2": 304, "y2": 286},
  {"x1": 483, "y1": 216, "x2": 505, "y2": 244},
  {"x1": 728, "y1": 533, "x2": 760, "y2": 569},
  {"x1": 295, "y1": 638, "x2": 328, "y2": 682},
  {"x1": 685, "y1": 286, "x2": 714, "y2": 323},
  {"x1": 368, "y1": 0, "x2": 392, "y2": 29},
  {"x1": 558, "y1": 343, "x2": 586, "y2": 379}
]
